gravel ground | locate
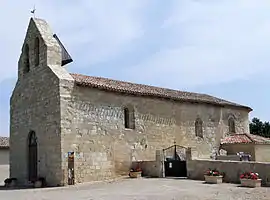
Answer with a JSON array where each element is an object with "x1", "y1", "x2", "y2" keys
[{"x1": 0, "y1": 178, "x2": 269, "y2": 200}]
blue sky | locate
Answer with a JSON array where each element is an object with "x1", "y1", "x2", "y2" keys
[{"x1": 0, "y1": 0, "x2": 269, "y2": 136}]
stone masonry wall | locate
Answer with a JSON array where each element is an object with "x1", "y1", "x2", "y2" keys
[
  {"x1": 60, "y1": 84, "x2": 250, "y2": 184},
  {"x1": 187, "y1": 159, "x2": 270, "y2": 186},
  {"x1": 221, "y1": 144, "x2": 255, "y2": 161},
  {"x1": 10, "y1": 18, "x2": 64, "y2": 186},
  {"x1": 0, "y1": 149, "x2": 9, "y2": 165},
  {"x1": 255, "y1": 144, "x2": 270, "y2": 162},
  {"x1": 131, "y1": 150, "x2": 165, "y2": 178}
]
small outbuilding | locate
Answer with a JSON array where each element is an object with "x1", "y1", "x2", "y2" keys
[
  {"x1": 220, "y1": 133, "x2": 270, "y2": 162},
  {"x1": 0, "y1": 137, "x2": 9, "y2": 165},
  {"x1": 0, "y1": 137, "x2": 9, "y2": 184}
]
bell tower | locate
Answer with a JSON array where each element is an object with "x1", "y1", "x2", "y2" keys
[
  {"x1": 17, "y1": 17, "x2": 73, "y2": 81},
  {"x1": 10, "y1": 17, "x2": 74, "y2": 186}
]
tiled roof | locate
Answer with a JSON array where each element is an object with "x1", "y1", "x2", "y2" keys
[
  {"x1": 0, "y1": 137, "x2": 9, "y2": 148},
  {"x1": 221, "y1": 133, "x2": 270, "y2": 145},
  {"x1": 70, "y1": 73, "x2": 252, "y2": 111}
]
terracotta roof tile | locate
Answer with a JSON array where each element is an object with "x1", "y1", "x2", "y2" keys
[
  {"x1": 0, "y1": 137, "x2": 9, "y2": 148},
  {"x1": 70, "y1": 73, "x2": 252, "y2": 111},
  {"x1": 221, "y1": 133, "x2": 270, "y2": 145},
  {"x1": 247, "y1": 134, "x2": 270, "y2": 144}
]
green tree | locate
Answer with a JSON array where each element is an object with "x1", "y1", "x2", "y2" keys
[
  {"x1": 249, "y1": 117, "x2": 270, "y2": 137},
  {"x1": 263, "y1": 121, "x2": 270, "y2": 137}
]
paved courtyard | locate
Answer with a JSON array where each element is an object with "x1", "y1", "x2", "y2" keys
[{"x1": 0, "y1": 178, "x2": 269, "y2": 200}]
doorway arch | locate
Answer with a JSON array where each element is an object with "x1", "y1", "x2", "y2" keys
[{"x1": 28, "y1": 131, "x2": 38, "y2": 181}]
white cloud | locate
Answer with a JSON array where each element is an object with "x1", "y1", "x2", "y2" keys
[
  {"x1": 1, "y1": 0, "x2": 270, "y2": 87},
  {"x1": 0, "y1": 0, "x2": 148, "y2": 81},
  {"x1": 125, "y1": 0, "x2": 270, "y2": 87},
  {"x1": 0, "y1": 0, "x2": 270, "y2": 135}
]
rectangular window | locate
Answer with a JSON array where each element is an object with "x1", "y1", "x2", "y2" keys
[
  {"x1": 124, "y1": 108, "x2": 130, "y2": 128},
  {"x1": 124, "y1": 107, "x2": 135, "y2": 129}
]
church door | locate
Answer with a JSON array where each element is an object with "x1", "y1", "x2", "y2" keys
[
  {"x1": 68, "y1": 152, "x2": 75, "y2": 185},
  {"x1": 28, "y1": 131, "x2": 38, "y2": 181}
]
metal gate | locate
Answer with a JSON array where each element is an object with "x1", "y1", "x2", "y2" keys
[{"x1": 163, "y1": 145, "x2": 187, "y2": 177}]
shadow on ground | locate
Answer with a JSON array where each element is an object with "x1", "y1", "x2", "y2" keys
[
  {"x1": 0, "y1": 185, "x2": 65, "y2": 191},
  {"x1": 142, "y1": 176, "x2": 188, "y2": 180}
]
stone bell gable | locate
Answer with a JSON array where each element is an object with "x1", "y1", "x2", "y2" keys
[
  {"x1": 10, "y1": 18, "x2": 74, "y2": 186},
  {"x1": 12, "y1": 17, "x2": 74, "y2": 99}
]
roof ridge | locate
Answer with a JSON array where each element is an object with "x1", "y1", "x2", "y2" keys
[
  {"x1": 221, "y1": 133, "x2": 270, "y2": 145},
  {"x1": 70, "y1": 73, "x2": 252, "y2": 111},
  {"x1": 244, "y1": 133, "x2": 255, "y2": 143},
  {"x1": 247, "y1": 133, "x2": 270, "y2": 138},
  {"x1": 70, "y1": 73, "x2": 207, "y2": 96}
]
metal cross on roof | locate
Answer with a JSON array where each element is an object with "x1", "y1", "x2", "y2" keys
[{"x1": 31, "y1": 5, "x2": 36, "y2": 18}]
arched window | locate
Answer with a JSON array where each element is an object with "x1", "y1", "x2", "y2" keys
[
  {"x1": 24, "y1": 44, "x2": 30, "y2": 73},
  {"x1": 195, "y1": 118, "x2": 203, "y2": 138},
  {"x1": 28, "y1": 130, "x2": 37, "y2": 146},
  {"x1": 124, "y1": 106, "x2": 135, "y2": 129},
  {"x1": 34, "y1": 37, "x2": 40, "y2": 66},
  {"x1": 228, "y1": 117, "x2": 236, "y2": 133}
]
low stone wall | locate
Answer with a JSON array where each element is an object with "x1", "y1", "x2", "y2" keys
[
  {"x1": 131, "y1": 148, "x2": 192, "y2": 178},
  {"x1": 131, "y1": 161, "x2": 163, "y2": 178},
  {"x1": 187, "y1": 159, "x2": 270, "y2": 186},
  {"x1": 0, "y1": 165, "x2": 9, "y2": 185},
  {"x1": 216, "y1": 155, "x2": 241, "y2": 161},
  {"x1": 131, "y1": 150, "x2": 165, "y2": 178}
]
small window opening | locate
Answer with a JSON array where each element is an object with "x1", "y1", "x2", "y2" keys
[
  {"x1": 24, "y1": 44, "x2": 30, "y2": 73},
  {"x1": 124, "y1": 107, "x2": 135, "y2": 129},
  {"x1": 228, "y1": 117, "x2": 236, "y2": 133},
  {"x1": 34, "y1": 37, "x2": 40, "y2": 66},
  {"x1": 195, "y1": 118, "x2": 203, "y2": 138}
]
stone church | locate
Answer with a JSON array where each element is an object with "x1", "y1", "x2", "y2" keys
[{"x1": 10, "y1": 18, "x2": 252, "y2": 186}]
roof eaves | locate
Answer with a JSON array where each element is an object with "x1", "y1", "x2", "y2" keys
[{"x1": 72, "y1": 76, "x2": 252, "y2": 111}]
